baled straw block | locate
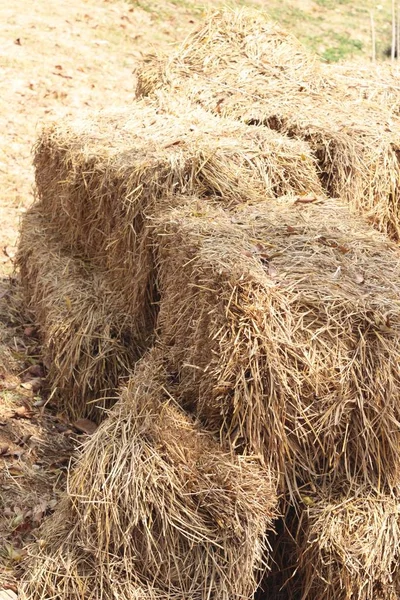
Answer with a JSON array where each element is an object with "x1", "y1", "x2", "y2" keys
[
  {"x1": 21, "y1": 353, "x2": 276, "y2": 600},
  {"x1": 33, "y1": 99, "x2": 322, "y2": 274},
  {"x1": 155, "y1": 196, "x2": 400, "y2": 501},
  {"x1": 17, "y1": 208, "x2": 146, "y2": 420},
  {"x1": 137, "y1": 8, "x2": 400, "y2": 240}
]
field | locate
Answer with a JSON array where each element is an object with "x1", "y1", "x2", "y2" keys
[{"x1": 0, "y1": 0, "x2": 399, "y2": 594}]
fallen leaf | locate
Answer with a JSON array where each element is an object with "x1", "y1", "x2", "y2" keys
[
  {"x1": 73, "y1": 418, "x2": 98, "y2": 435},
  {"x1": 0, "y1": 445, "x2": 9, "y2": 456},
  {"x1": 353, "y1": 272, "x2": 365, "y2": 284},
  {"x1": 12, "y1": 405, "x2": 32, "y2": 419},
  {"x1": 27, "y1": 364, "x2": 45, "y2": 378},
  {"x1": 33, "y1": 398, "x2": 46, "y2": 408},
  {"x1": 163, "y1": 140, "x2": 182, "y2": 149},
  {"x1": 268, "y1": 264, "x2": 278, "y2": 277},
  {"x1": 13, "y1": 38, "x2": 21, "y2": 46},
  {"x1": 24, "y1": 326, "x2": 37, "y2": 337},
  {"x1": 294, "y1": 194, "x2": 320, "y2": 204},
  {"x1": 3, "y1": 246, "x2": 16, "y2": 259}
]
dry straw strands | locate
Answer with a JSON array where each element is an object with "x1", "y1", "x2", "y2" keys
[
  {"x1": 137, "y1": 9, "x2": 400, "y2": 240},
  {"x1": 324, "y1": 62, "x2": 400, "y2": 115},
  {"x1": 33, "y1": 98, "x2": 322, "y2": 248},
  {"x1": 296, "y1": 492, "x2": 400, "y2": 600},
  {"x1": 17, "y1": 208, "x2": 144, "y2": 421},
  {"x1": 21, "y1": 353, "x2": 276, "y2": 600},
  {"x1": 155, "y1": 197, "x2": 400, "y2": 501}
]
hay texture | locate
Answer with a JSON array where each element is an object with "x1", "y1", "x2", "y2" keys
[
  {"x1": 21, "y1": 353, "x2": 276, "y2": 600},
  {"x1": 155, "y1": 197, "x2": 400, "y2": 501},
  {"x1": 17, "y1": 208, "x2": 143, "y2": 420},
  {"x1": 324, "y1": 62, "x2": 400, "y2": 114},
  {"x1": 32, "y1": 98, "x2": 321, "y2": 317},
  {"x1": 137, "y1": 9, "x2": 400, "y2": 240},
  {"x1": 295, "y1": 492, "x2": 400, "y2": 600}
]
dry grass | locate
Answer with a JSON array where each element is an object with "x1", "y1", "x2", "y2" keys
[
  {"x1": 295, "y1": 491, "x2": 400, "y2": 600},
  {"x1": 17, "y1": 207, "x2": 147, "y2": 421},
  {"x1": 323, "y1": 62, "x2": 400, "y2": 114},
  {"x1": 21, "y1": 351, "x2": 276, "y2": 600},
  {"x1": 137, "y1": 8, "x2": 400, "y2": 240}
]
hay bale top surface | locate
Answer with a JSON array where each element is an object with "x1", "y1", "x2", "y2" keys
[
  {"x1": 36, "y1": 99, "x2": 321, "y2": 208},
  {"x1": 159, "y1": 196, "x2": 400, "y2": 307},
  {"x1": 323, "y1": 62, "x2": 400, "y2": 114}
]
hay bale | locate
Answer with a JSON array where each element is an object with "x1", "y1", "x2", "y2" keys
[
  {"x1": 295, "y1": 491, "x2": 400, "y2": 600},
  {"x1": 17, "y1": 208, "x2": 147, "y2": 420},
  {"x1": 21, "y1": 352, "x2": 276, "y2": 600},
  {"x1": 137, "y1": 9, "x2": 400, "y2": 240},
  {"x1": 136, "y1": 8, "x2": 322, "y2": 99},
  {"x1": 32, "y1": 98, "x2": 321, "y2": 279},
  {"x1": 155, "y1": 196, "x2": 400, "y2": 500}
]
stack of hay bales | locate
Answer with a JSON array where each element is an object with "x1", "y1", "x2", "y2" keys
[
  {"x1": 18, "y1": 9, "x2": 400, "y2": 600},
  {"x1": 137, "y1": 9, "x2": 400, "y2": 241}
]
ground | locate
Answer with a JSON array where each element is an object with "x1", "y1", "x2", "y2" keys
[{"x1": 0, "y1": 0, "x2": 397, "y2": 592}]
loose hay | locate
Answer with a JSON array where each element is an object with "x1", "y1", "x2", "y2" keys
[
  {"x1": 21, "y1": 353, "x2": 277, "y2": 600},
  {"x1": 137, "y1": 9, "x2": 400, "y2": 239},
  {"x1": 296, "y1": 491, "x2": 400, "y2": 600},
  {"x1": 17, "y1": 208, "x2": 147, "y2": 420},
  {"x1": 155, "y1": 196, "x2": 400, "y2": 500}
]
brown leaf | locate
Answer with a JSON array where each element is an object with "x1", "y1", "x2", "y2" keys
[
  {"x1": 163, "y1": 140, "x2": 182, "y2": 149},
  {"x1": 27, "y1": 364, "x2": 45, "y2": 378},
  {"x1": 73, "y1": 418, "x2": 98, "y2": 435},
  {"x1": 13, "y1": 38, "x2": 21, "y2": 46},
  {"x1": 13, "y1": 405, "x2": 32, "y2": 419},
  {"x1": 24, "y1": 326, "x2": 37, "y2": 337},
  {"x1": 294, "y1": 194, "x2": 322, "y2": 205}
]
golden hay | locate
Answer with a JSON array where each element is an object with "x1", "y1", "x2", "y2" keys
[
  {"x1": 323, "y1": 61, "x2": 400, "y2": 114},
  {"x1": 155, "y1": 196, "x2": 400, "y2": 501},
  {"x1": 21, "y1": 352, "x2": 276, "y2": 600},
  {"x1": 136, "y1": 9, "x2": 400, "y2": 240},
  {"x1": 17, "y1": 208, "x2": 148, "y2": 421},
  {"x1": 33, "y1": 97, "x2": 321, "y2": 278},
  {"x1": 295, "y1": 491, "x2": 400, "y2": 600}
]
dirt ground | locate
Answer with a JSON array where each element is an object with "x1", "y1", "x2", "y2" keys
[{"x1": 0, "y1": 0, "x2": 199, "y2": 590}]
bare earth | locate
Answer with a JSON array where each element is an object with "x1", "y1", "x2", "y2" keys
[{"x1": 0, "y1": 0, "x2": 197, "y2": 590}]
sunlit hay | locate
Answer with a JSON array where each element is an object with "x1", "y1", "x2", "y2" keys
[
  {"x1": 323, "y1": 61, "x2": 400, "y2": 114},
  {"x1": 33, "y1": 96, "x2": 321, "y2": 302},
  {"x1": 295, "y1": 491, "x2": 400, "y2": 600},
  {"x1": 17, "y1": 207, "x2": 147, "y2": 421},
  {"x1": 21, "y1": 353, "x2": 277, "y2": 600},
  {"x1": 136, "y1": 9, "x2": 400, "y2": 240},
  {"x1": 155, "y1": 196, "x2": 400, "y2": 503},
  {"x1": 136, "y1": 8, "x2": 322, "y2": 99}
]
